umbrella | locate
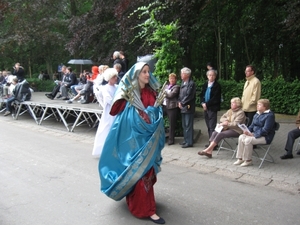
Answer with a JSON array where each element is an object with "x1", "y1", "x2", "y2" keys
[{"x1": 68, "y1": 59, "x2": 94, "y2": 72}]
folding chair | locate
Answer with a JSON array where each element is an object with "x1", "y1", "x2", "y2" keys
[
  {"x1": 253, "y1": 122, "x2": 280, "y2": 169},
  {"x1": 216, "y1": 137, "x2": 238, "y2": 158},
  {"x1": 294, "y1": 138, "x2": 300, "y2": 152},
  {"x1": 68, "y1": 88, "x2": 76, "y2": 99},
  {"x1": 216, "y1": 117, "x2": 249, "y2": 158},
  {"x1": 0, "y1": 85, "x2": 6, "y2": 113}
]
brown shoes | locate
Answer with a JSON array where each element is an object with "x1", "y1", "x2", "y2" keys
[{"x1": 198, "y1": 151, "x2": 212, "y2": 158}]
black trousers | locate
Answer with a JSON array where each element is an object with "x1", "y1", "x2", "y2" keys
[
  {"x1": 204, "y1": 109, "x2": 218, "y2": 138},
  {"x1": 244, "y1": 111, "x2": 256, "y2": 127},
  {"x1": 163, "y1": 106, "x2": 179, "y2": 143},
  {"x1": 51, "y1": 84, "x2": 61, "y2": 97},
  {"x1": 285, "y1": 128, "x2": 300, "y2": 155}
]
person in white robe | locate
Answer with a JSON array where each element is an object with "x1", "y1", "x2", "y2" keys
[{"x1": 92, "y1": 68, "x2": 118, "y2": 156}]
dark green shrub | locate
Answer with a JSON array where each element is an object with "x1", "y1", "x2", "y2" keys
[
  {"x1": 26, "y1": 78, "x2": 55, "y2": 92},
  {"x1": 216, "y1": 77, "x2": 300, "y2": 115}
]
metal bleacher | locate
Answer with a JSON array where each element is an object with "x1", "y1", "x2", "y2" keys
[{"x1": 1, "y1": 92, "x2": 103, "y2": 132}]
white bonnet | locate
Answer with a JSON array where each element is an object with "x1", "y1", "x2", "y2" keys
[{"x1": 104, "y1": 68, "x2": 118, "y2": 81}]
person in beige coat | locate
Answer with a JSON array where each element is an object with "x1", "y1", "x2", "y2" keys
[
  {"x1": 198, "y1": 97, "x2": 246, "y2": 158},
  {"x1": 241, "y1": 65, "x2": 261, "y2": 126}
]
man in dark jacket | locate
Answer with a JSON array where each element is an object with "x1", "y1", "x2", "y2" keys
[
  {"x1": 112, "y1": 51, "x2": 126, "y2": 73},
  {"x1": 60, "y1": 67, "x2": 78, "y2": 100},
  {"x1": 200, "y1": 69, "x2": 221, "y2": 145},
  {"x1": 12, "y1": 63, "x2": 25, "y2": 82},
  {"x1": 178, "y1": 67, "x2": 196, "y2": 148},
  {"x1": 45, "y1": 65, "x2": 69, "y2": 100},
  {"x1": 3, "y1": 77, "x2": 31, "y2": 116}
]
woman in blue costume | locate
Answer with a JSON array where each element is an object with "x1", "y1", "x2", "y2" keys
[{"x1": 98, "y1": 62, "x2": 166, "y2": 224}]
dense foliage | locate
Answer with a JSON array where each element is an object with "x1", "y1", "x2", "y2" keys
[{"x1": 0, "y1": 0, "x2": 299, "y2": 114}]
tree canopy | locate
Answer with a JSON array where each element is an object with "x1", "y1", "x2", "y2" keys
[{"x1": 0, "y1": 0, "x2": 299, "y2": 81}]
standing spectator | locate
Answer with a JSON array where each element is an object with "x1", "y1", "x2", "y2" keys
[
  {"x1": 163, "y1": 73, "x2": 180, "y2": 145},
  {"x1": 0, "y1": 70, "x2": 8, "y2": 85},
  {"x1": 234, "y1": 99, "x2": 275, "y2": 167},
  {"x1": 178, "y1": 67, "x2": 196, "y2": 148},
  {"x1": 241, "y1": 65, "x2": 261, "y2": 126},
  {"x1": 92, "y1": 68, "x2": 118, "y2": 156},
  {"x1": 113, "y1": 63, "x2": 125, "y2": 83},
  {"x1": 0, "y1": 70, "x2": 8, "y2": 96},
  {"x1": 200, "y1": 69, "x2": 221, "y2": 147},
  {"x1": 52, "y1": 71, "x2": 59, "y2": 81},
  {"x1": 93, "y1": 65, "x2": 109, "y2": 104},
  {"x1": 0, "y1": 71, "x2": 3, "y2": 83},
  {"x1": 112, "y1": 51, "x2": 126, "y2": 73},
  {"x1": 280, "y1": 110, "x2": 300, "y2": 159},
  {"x1": 12, "y1": 63, "x2": 25, "y2": 82},
  {"x1": 43, "y1": 71, "x2": 50, "y2": 80},
  {"x1": 38, "y1": 71, "x2": 44, "y2": 80},
  {"x1": 98, "y1": 62, "x2": 165, "y2": 224},
  {"x1": 119, "y1": 50, "x2": 129, "y2": 73},
  {"x1": 206, "y1": 62, "x2": 215, "y2": 71}
]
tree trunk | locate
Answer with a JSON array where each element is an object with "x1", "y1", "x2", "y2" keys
[{"x1": 28, "y1": 57, "x2": 32, "y2": 78}]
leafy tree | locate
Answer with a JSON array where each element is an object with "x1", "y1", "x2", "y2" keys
[{"x1": 129, "y1": 2, "x2": 184, "y2": 81}]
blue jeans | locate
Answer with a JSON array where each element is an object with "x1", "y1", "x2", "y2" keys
[
  {"x1": 6, "y1": 96, "x2": 16, "y2": 112},
  {"x1": 181, "y1": 113, "x2": 194, "y2": 146},
  {"x1": 70, "y1": 85, "x2": 78, "y2": 95}
]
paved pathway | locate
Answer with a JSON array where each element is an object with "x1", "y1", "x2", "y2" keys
[
  {"x1": 1, "y1": 109, "x2": 300, "y2": 194},
  {"x1": 163, "y1": 111, "x2": 300, "y2": 195}
]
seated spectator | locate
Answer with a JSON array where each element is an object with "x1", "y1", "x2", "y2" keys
[
  {"x1": 198, "y1": 97, "x2": 246, "y2": 158},
  {"x1": 66, "y1": 72, "x2": 88, "y2": 103},
  {"x1": 79, "y1": 66, "x2": 99, "y2": 104},
  {"x1": 280, "y1": 110, "x2": 300, "y2": 159},
  {"x1": 59, "y1": 67, "x2": 78, "y2": 100},
  {"x1": 233, "y1": 99, "x2": 275, "y2": 167},
  {"x1": 70, "y1": 72, "x2": 87, "y2": 95},
  {"x1": 45, "y1": 65, "x2": 67, "y2": 100},
  {"x1": 3, "y1": 77, "x2": 31, "y2": 116},
  {"x1": 2, "y1": 74, "x2": 17, "y2": 98}
]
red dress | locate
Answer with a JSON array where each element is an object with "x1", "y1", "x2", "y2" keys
[{"x1": 110, "y1": 87, "x2": 157, "y2": 218}]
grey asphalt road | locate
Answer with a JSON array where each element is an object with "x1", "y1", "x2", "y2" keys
[{"x1": 1, "y1": 119, "x2": 299, "y2": 225}]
